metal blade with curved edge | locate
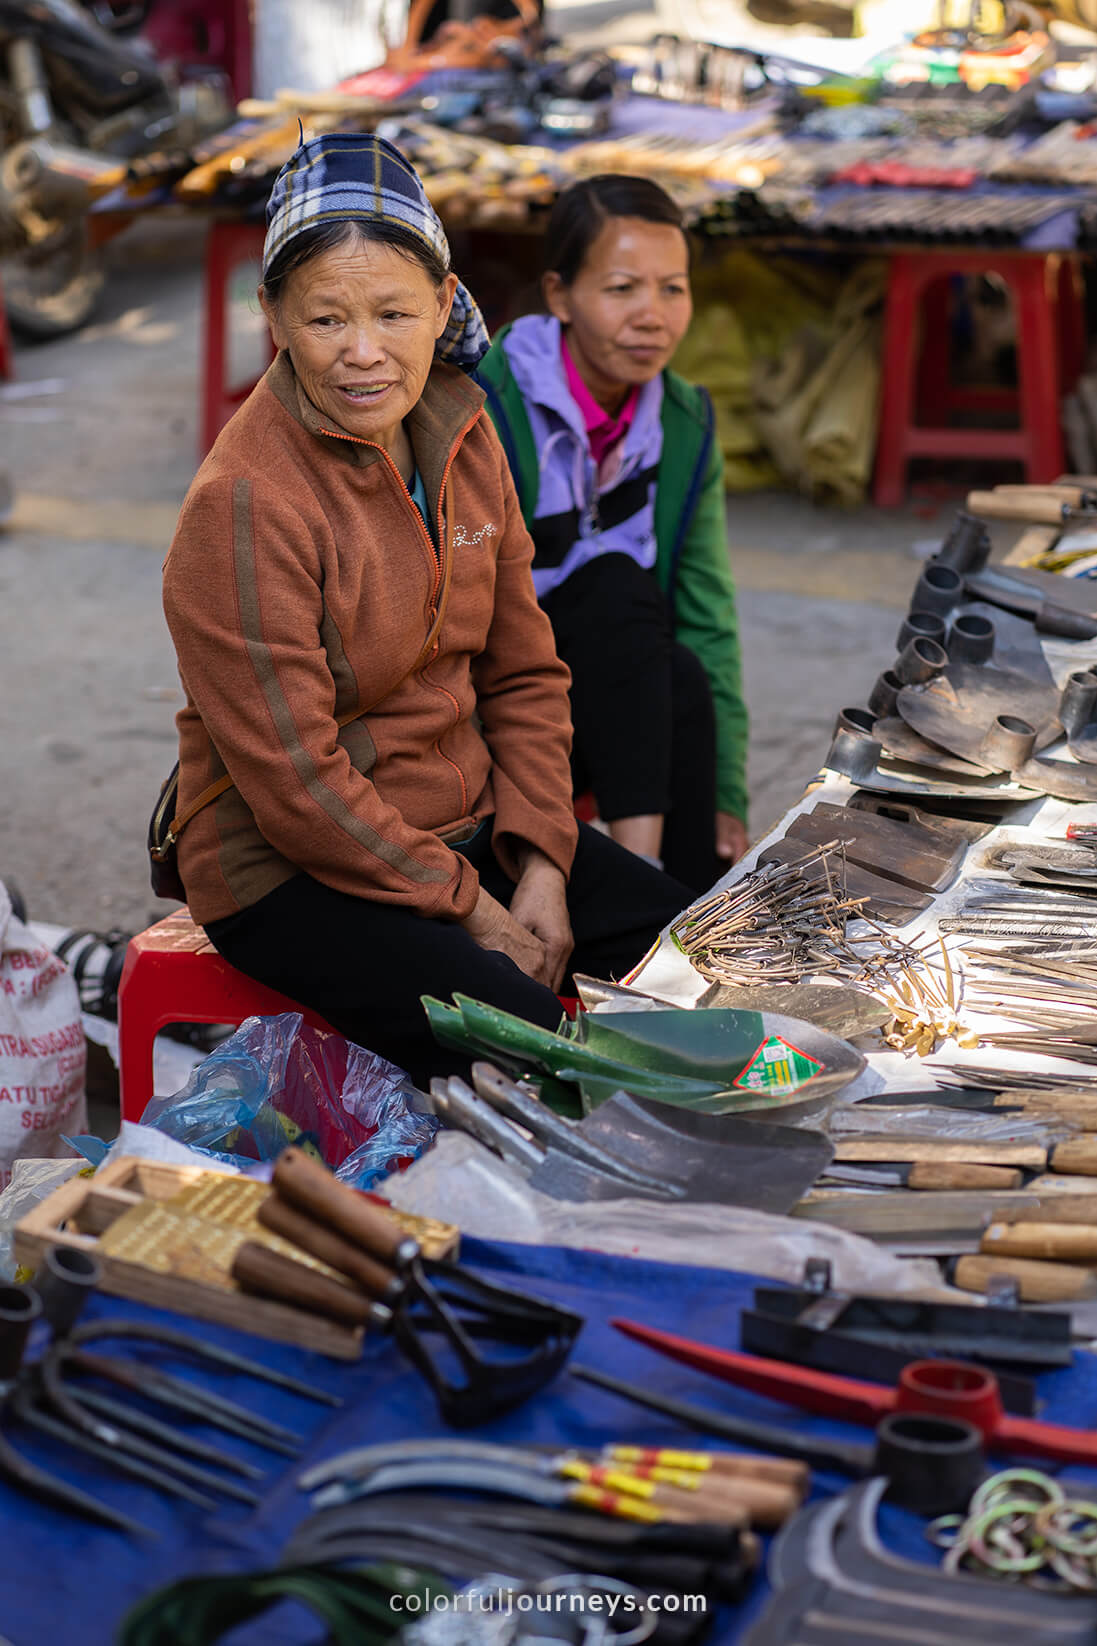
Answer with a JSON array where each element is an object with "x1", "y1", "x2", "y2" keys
[
  {"x1": 824, "y1": 724, "x2": 1042, "y2": 803},
  {"x1": 873, "y1": 716, "x2": 989, "y2": 777},
  {"x1": 968, "y1": 563, "x2": 1097, "y2": 618},
  {"x1": 574, "y1": 1009, "x2": 866, "y2": 1115},
  {"x1": 1014, "y1": 752, "x2": 1097, "y2": 803},
  {"x1": 897, "y1": 663, "x2": 1062, "y2": 770},
  {"x1": 576, "y1": 1091, "x2": 834, "y2": 1214},
  {"x1": 698, "y1": 983, "x2": 889, "y2": 1041}
]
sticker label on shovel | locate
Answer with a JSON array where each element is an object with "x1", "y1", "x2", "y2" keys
[{"x1": 734, "y1": 1035, "x2": 823, "y2": 1096}]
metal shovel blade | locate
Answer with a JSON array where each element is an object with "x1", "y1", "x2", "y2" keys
[
  {"x1": 574, "y1": 1091, "x2": 834, "y2": 1215},
  {"x1": 574, "y1": 1008, "x2": 866, "y2": 1116}
]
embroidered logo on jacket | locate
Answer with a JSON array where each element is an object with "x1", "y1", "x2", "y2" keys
[{"x1": 452, "y1": 521, "x2": 498, "y2": 547}]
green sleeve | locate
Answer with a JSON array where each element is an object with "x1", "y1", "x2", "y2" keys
[{"x1": 671, "y1": 441, "x2": 749, "y2": 823}]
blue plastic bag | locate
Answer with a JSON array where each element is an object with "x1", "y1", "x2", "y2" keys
[{"x1": 140, "y1": 1013, "x2": 437, "y2": 1190}]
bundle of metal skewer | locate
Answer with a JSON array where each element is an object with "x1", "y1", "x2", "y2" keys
[
  {"x1": 669, "y1": 842, "x2": 947, "y2": 994},
  {"x1": 936, "y1": 939, "x2": 1097, "y2": 1065},
  {"x1": 670, "y1": 844, "x2": 869, "y2": 987}
]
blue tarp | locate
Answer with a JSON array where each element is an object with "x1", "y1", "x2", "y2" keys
[{"x1": 1, "y1": 1238, "x2": 1096, "y2": 1645}]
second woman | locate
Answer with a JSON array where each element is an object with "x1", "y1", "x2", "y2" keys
[{"x1": 479, "y1": 173, "x2": 749, "y2": 894}]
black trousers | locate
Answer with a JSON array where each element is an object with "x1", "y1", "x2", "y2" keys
[
  {"x1": 540, "y1": 553, "x2": 721, "y2": 893},
  {"x1": 205, "y1": 822, "x2": 689, "y2": 1089}
]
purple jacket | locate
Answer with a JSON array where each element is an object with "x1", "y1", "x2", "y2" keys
[{"x1": 501, "y1": 314, "x2": 665, "y2": 599}]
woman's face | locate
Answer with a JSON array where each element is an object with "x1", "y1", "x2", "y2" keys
[
  {"x1": 261, "y1": 235, "x2": 458, "y2": 453},
  {"x1": 544, "y1": 216, "x2": 692, "y2": 403}
]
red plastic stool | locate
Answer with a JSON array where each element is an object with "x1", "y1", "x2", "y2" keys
[
  {"x1": 117, "y1": 908, "x2": 332, "y2": 1123},
  {"x1": 874, "y1": 249, "x2": 1083, "y2": 507},
  {"x1": 200, "y1": 218, "x2": 275, "y2": 456}
]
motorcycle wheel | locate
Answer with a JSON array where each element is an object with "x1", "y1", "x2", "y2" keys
[{"x1": 0, "y1": 221, "x2": 105, "y2": 340}]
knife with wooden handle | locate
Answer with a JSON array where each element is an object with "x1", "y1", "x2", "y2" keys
[
  {"x1": 982, "y1": 1220, "x2": 1097, "y2": 1262},
  {"x1": 952, "y1": 1253, "x2": 1097, "y2": 1303}
]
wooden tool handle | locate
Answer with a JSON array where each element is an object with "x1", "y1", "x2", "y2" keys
[
  {"x1": 1051, "y1": 1139, "x2": 1097, "y2": 1177},
  {"x1": 953, "y1": 1253, "x2": 1097, "y2": 1303},
  {"x1": 995, "y1": 1090, "x2": 1097, "y2": 1107},
  {"x1": 604, "y1": 1446, "x2": 808, "y2": 1489},
  {"x1": 833, "y1": 1140, "x2": 1046, "y2": 1168},
  {"x1": 908, "y1": 1161, "x2": 1023, "y2": 1191},
  {"x1": 272, "y1": 1147, "x2": 418, "y2": 1265},
  {"x1": 966, "y1": 491, "x2": 1065, "y2": 525},
  {"x1": 258, "y1": 1194, "x2": 403, "y2": 1301},
  {"x1": 636, "y1": 1476, "x2": 796, "y2": 1530},
  {"x1": 982, "y1": 1220, "x2": 1097, "y2": 1262},
  {"x1": 683, "y1": 1477, "x2": 800, "y2": 1530},
  {"x1": 230, "y1": 1241, "x2": 378, "y2": 1326},
  {"x1": 992, "y1": 484, "x2": 1090, "y2": 508}
]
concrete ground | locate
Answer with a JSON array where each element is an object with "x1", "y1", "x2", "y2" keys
[{"x1": 1, "y1": 216, "x2": 943, "y2": 935}]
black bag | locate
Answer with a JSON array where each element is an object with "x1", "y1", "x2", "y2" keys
[{"x1": 147, "y1": 762, "x2": 215, "y2": 902}]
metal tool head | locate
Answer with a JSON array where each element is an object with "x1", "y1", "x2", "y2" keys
[
  {"x1": 33, "y1": 1244, "x2": 101, "y2": 1338},
  {"x1": 398, "y1": 1257, "x2": 583, "y2": 1428},
  {"x1": 0, "y1": 1284, "x2": 40, "y2": 1384}
]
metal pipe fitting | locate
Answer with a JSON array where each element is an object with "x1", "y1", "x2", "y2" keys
[
  {"x1": 979, "y1": 715, "x2": 1036, "y2": 773},
  {"x1": 834, "y1": 706, "x2": 876, "y2": 738},
  {"x1": 868, "y1": 669, "x2": 903, "y2": 719},
  {"x1": 895, "y1": 636, "x2": 948, "y2": 686},
  {"x1": 1059, "y1": 672, "x2": 1097, "y2": 741},
  {"x1": 911, "y1": 562, "x2": 964, "y2": 617},
  {"x1": 896, "y1": 611, "x2": 947, "y2": 652},
  {"x1": 948, "y1": 613, "x2": 995, "y2": 666},
  {"x1": 936, "y1": 512, "x2": 991, "y2": 574},
  {"x1": 33, "y1": 1245, "x2": 101, "y2": 1338},
  {"x1": 0, "y1": 1284, "x2": 42, "y2": 1382}
]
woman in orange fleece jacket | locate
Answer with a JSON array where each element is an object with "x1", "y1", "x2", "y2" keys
[{"x1": 162, "y1": 133, "x2": 688, "y2": 1084}]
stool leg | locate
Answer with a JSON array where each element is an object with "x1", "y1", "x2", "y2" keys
[
  {"x1": 874, "y1": 257, "x2": 921, "y2": 507},
  {"x1": 917, "y1": 275, "x2": 953, "y2": 427},
  {"x1": 117, "y1": 954, "x2": 160, "y2": 1123},
  {"x1": 1058, "y1": 256, "x2": 1086, "y2": 396},
  {"x1": 1015, "y1": 260, "x2": 1066, "y2": 485}
]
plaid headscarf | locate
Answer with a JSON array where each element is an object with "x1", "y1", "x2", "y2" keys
[{"x1": 263, "y1": 132, "x2": 489, "y2": 374}]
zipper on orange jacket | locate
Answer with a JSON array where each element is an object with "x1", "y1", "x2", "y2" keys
[{"x1": 317, "y1": 410, "x2": 481, "y2": 818}]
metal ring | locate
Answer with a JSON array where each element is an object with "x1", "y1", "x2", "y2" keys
[
  {"x1": 968, "y1": 1504, "x2": 1046, "y2": 1572},
  {"x1": 927, "y1": 1514, "x2": 965, "y2": 1548},
  {"x1": 1034, "y1": 1500, "x2": 1097, "y2": 1557},
  {"x1": 970, "y1": 1471, "x2": 1063, "y2": 1515},
  {"x1": 1047, "y1": 1548, "x2": 1097, "y2": 1592}
]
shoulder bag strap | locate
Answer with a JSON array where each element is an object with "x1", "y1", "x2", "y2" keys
[{"x1": 169, "y1": 476, "x2": 456, "y2": 842}]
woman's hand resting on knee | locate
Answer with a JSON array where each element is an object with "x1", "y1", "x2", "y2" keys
[
  {"x1": 509, "y1": 852, "x2": 574, "y2": 993},
  {"x1": 460, "y1": 887, "x2": 551, "y2": 986}
]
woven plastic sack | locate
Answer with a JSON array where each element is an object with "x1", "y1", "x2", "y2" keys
[
  {"x1": 140, "y1": 1012, "x2": 436, "y2": 1190},
  {"x1": 0, "y1": 882, "x2": 87, "y2": 1190}
]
